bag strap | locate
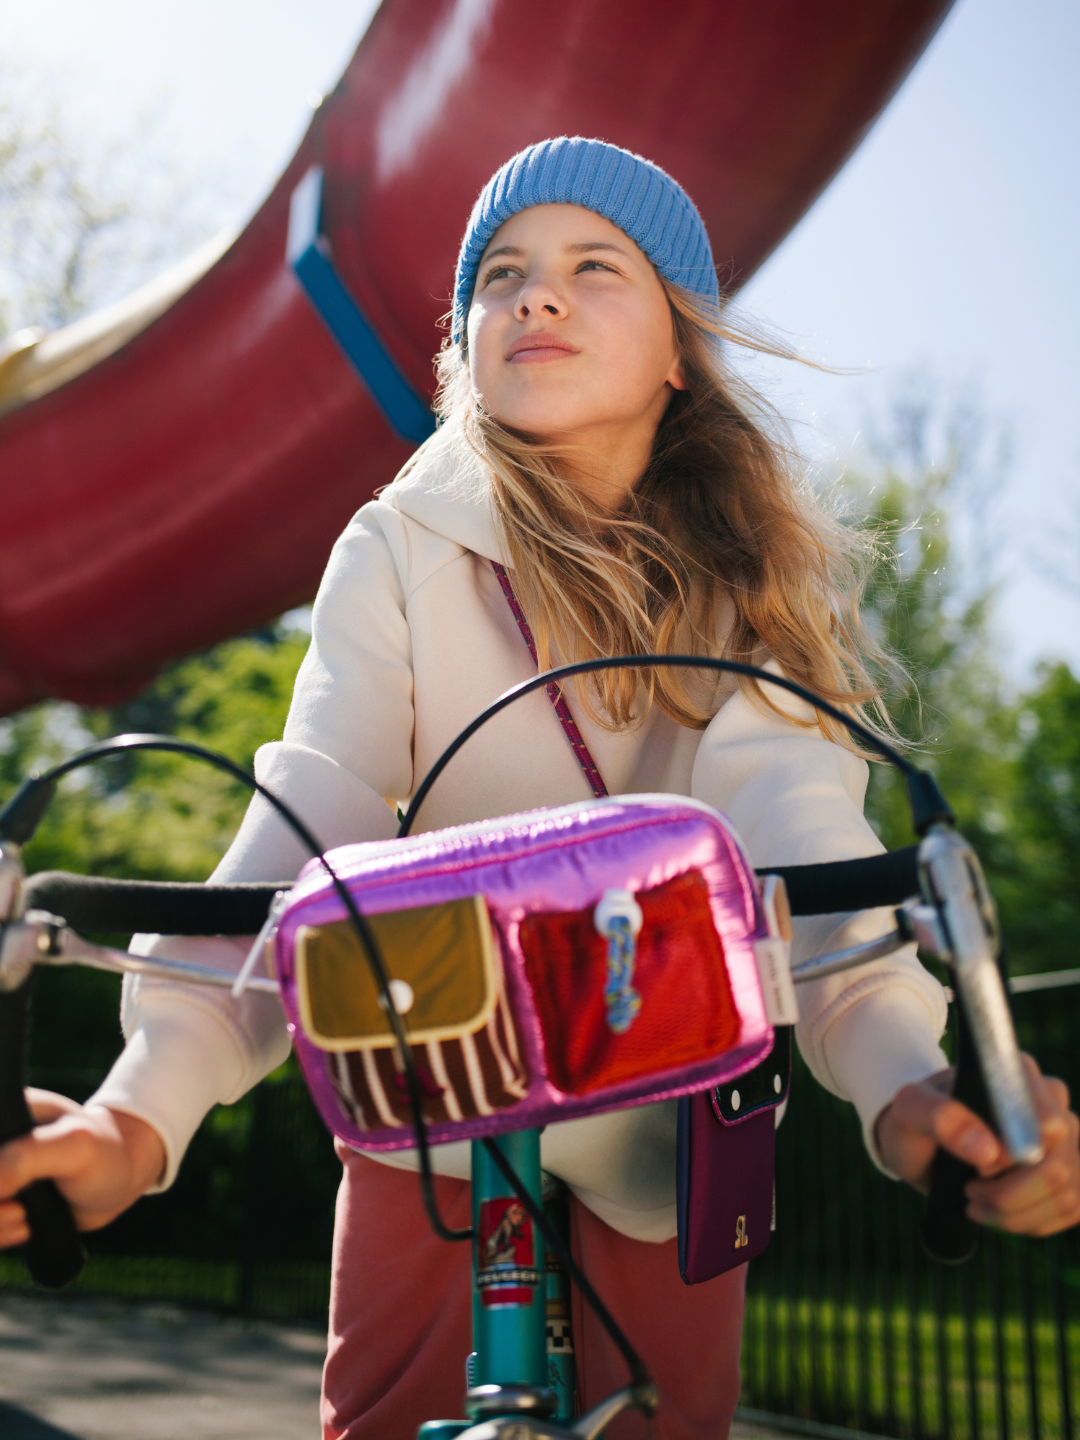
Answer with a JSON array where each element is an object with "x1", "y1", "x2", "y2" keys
[{"x1": 490, "y1": 561, "x2": 609, "y2": 798}]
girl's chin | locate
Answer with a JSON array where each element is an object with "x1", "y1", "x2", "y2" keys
[
  {"x1": 485, "y1": 390, "x2": 601, "y2": 436},
  {"x1": 490, "y1": 410, "x2": 595, "y2": 437}
]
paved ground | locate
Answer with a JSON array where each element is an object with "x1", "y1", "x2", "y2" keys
[
  {"x1": 0, "y1": 1293, "x2": 801, "y2": 1439},
  {"x1": 0, "y1": 1295, "x2": 325, "y2": 1440},
  {"x1": 730, "y1": 1417, "x2": 809, "y2": 1439}
]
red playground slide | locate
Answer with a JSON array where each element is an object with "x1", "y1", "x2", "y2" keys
[{"x1": 0, "y1": 0, "x2": 953, "y2": 715}]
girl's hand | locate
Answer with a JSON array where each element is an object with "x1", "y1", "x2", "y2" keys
[
  {"x1": 875, "y1": 1055, "x2": 1080, "y2": 1237},
  {"x1": 0, "y1": 1089, "x2": 165, "y2": 1248}
]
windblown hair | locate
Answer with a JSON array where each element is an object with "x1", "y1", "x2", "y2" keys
[{"x1": 432, "y1": 281, "x2": 898, "y2": 749}]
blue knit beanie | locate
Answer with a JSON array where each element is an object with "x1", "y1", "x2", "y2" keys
[{"x1": 452, "y1": 136, "x2": 718, "y2": 343}]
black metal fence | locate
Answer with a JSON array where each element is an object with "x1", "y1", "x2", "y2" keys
[
  {"x1": 2, "y1": 1063, "x2": 341, "y2": 1321},
  {"x1": 742, "y1": 978, "x2": 1080, "y2": 1440},
  {"x1": 3, "y1": 979, "x2": 1078, "y2": 1439}
]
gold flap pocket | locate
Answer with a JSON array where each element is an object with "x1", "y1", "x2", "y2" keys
[{"x1": 296, "y1": 894, "x2": 498, "y2": 1052}]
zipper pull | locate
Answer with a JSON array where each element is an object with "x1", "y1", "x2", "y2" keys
[{"x1": 594, "y1": 888, "x2": 644, "y2": 1034}]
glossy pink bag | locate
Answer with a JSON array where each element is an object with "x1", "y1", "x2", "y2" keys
[{"x1": 272, "y1": 794, "x2": 776, "y2": 1153}]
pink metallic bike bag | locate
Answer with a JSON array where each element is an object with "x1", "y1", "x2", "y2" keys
[{"x1": 273, "y1": 794, "x2": 775, "y2": 1151}]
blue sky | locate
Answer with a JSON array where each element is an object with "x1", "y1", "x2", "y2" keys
[
  {"x1": 4, "y1": 0, "x2": 1077, "y2": 680},
  {"x1": 741, "y1": 0, "x2": 1080, "y2": 680}
]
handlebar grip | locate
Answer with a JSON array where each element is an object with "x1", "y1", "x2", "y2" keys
[
  {"x1": 761, "y1": 846, "x2": 920, "y2": 916},
  {"x1": 19, "y1": 1177, "x2": 88, "y2": 1288},
  {"x1": 0, "y1": 979, "x2": 86, "y2": 1288},
  {"x1": 921, "y1": 992, "x2": 993, "y2": 1263},
  {"x1": 921, "y1": 1145, "x2": 978, "y2": 1264},
  {"x1": 23, "y1": 871, "x2": 287, "y2": 935}
]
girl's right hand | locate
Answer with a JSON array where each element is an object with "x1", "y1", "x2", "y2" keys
[
  {"x1": 0, "y1": 1090, "x2": 165, "y2": 1247},
  {"x1": 876, "y1": 1056, "x2": 1080, "y2": 1237}
]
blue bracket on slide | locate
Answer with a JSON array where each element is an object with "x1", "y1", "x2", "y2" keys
[{"x1": 287, "y1": 166, "x2": 436, "y2": 446}]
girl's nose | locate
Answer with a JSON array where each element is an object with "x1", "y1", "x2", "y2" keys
[{"x1": 514, "y1": 274, "x2": 566, "y2": 322}]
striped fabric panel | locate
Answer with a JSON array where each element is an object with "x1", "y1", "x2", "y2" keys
[
  {"x1": 330, "y1": 1051, "x2": 368, "y2": 1130},
  {"x1": 327, "y1": 986, "x2": 528, "y2": 1133},
  {"x1": 425, "y1": 1041, "x2": 464, "y2": 1122}
]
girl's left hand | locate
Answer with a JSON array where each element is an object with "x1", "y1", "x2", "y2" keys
[{"x1": 875, "y1": 1054, "x2": 1080, "y2": 1237}]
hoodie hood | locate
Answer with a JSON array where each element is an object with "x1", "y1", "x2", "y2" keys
[{"x1": 383, "y1": 420, "x2": 507, "y2": 564}]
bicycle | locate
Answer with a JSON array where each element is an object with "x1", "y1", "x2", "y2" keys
[{"x1": 0, "y1": 658, "x2": 1043, "y2": 1438}]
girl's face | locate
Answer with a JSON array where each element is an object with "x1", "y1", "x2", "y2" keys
[{"x1": 466, "y1": 203, "x2": 685, "y2": 492}]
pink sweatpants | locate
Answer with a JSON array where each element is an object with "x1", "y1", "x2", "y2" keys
[{"x1": 322, "y1": 1145, "x2": 746, "y2": 1440}]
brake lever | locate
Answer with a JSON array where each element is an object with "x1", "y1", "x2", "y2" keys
[
  {"x1": 0, "y1": 909, "x2": 280, "y2": 994},
  {"x1": 908, "y1": 824, "x2": 1042, "y2": 1262},
  {"x1": 758, "y1": 826, "x2": 1042, "y2": 1265}
]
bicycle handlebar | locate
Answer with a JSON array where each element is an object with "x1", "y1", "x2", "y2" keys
[
  {"x1": 0, "y1": 842, "x2": 927, "y2": 1291},
  {"x1": 0, "y1": 666, "x2": 1034, "y2": 1296},
  {"x1": 4, "y1": 833, "x2": 1031, "y2": 1279},
  {"x1": 19, "y1": 847, "x2": 922, "y2": 937},
  {"x1": 920, "y1": 988, "x2": 997, "y2": 1263},
  {"x1": 914, "y1": 827, "x2": 1043, "y2": 1261}
]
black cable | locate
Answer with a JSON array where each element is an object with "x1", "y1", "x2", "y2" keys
[
  {"x1": 3, "y1": 734, "x2": 469, "y2": 1244},
  {"x1": 398, "y1": 655, "x2": 951, "y2": 840},
  {"x1": 4, "y1": 662, "x2": 954, "y2": 1380},
  {"x1": 394, "y1": 654, "x2": 946, "y2": 1403},
  {"x1": 482, "y1": 1137, "x2": 658, "y2": 1414}
]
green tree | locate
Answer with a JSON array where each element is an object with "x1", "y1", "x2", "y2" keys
[
  {"x1": 839, "y1": 383, "x2": 1075, "y2": 977},
  {"x1": 1, "y1": 626, "x2": 310, "y2": 1072},
  {"x1": 1001, "y1": 662, "x2": 1080, "y2": 973},
  {"x1": 846, "y1": 427, "x2": 1013, "y2": 858},
  {"x1": 6, "y1": 627, "x2": 310, "y2": 885}
]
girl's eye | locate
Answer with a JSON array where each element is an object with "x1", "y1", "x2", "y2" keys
[
  {"x1": 482, "y1": 265, "x2": 522, "y2": 285},
  {"x1": 576, "y1": 259, "x2": 618, "y2": 274}
]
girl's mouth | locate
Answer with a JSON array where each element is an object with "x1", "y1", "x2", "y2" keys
[{"x1": 506, "y1": 334, "x2": 578, "y2": 364}]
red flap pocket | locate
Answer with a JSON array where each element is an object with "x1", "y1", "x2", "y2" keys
[{"x1": 519, "y1": 869, "x2": 741, "y2": 1095}]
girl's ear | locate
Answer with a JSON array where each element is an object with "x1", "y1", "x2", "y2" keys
[{"x1": 666, "y1": 356, "x2": 688, "y2": 392}]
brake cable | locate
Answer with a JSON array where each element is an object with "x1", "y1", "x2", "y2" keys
[
  {"x1": 0, "y1": 656, "x2": 951, "y2": 1410},
  {"x1": 399, "y1": 654, "x2": 950, "y2": 839}
]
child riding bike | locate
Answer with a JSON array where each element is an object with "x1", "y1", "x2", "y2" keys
[{"x1": 2, "y1": 138, "x2": 1077, "y2": 1439}]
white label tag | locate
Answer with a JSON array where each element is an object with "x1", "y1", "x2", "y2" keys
[{"x1": 753, "y1": 937, "x2": 800, "y2": 1026}]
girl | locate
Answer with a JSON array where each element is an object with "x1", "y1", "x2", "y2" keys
[{"x1": 2, "y1": 138, "x2": 1077, "y2": 1440}]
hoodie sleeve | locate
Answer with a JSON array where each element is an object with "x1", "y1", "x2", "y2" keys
[
  {"x1": 89, "y1": 503, "x2": 411, "y2": 1189},
  {"x1": 690, "y1": 668, "x2": 949, "y2": 1172}
]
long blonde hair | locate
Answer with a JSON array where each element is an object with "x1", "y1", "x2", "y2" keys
[{"x1": 434, "y1": 281, "x2": 897, "y2": 749}]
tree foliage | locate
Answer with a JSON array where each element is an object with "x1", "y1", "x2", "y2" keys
[
  {"x1": 843, "y1": 384, "x2": 1075, "y2": 977},
  {"x1": 3, "y1": 628, "x2": 309, "y2": 886},
  {"x1": 1, "y1": 629, "x2": 308, "y2": 1072},
  {"x1": 1002, "y1": 663, "x2": 1080, "y2": 974},
  {"x1": 0, "y1": 61, "x2": 228, "y2": 338}
]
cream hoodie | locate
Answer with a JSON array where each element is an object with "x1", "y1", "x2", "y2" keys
[{"x1": 91, "y1": 424, "x2": 948, "y2": 1241}]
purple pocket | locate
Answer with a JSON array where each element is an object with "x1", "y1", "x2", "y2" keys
[{"x1": 676, "y1": 1028, "x2": 791, "y2": 1284}]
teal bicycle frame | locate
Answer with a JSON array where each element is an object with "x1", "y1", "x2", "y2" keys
[{"x1": 419, "y1": 1129, "x2": 575, "y2": 1438}]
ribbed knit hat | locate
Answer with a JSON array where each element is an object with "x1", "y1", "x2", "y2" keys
[{"x1": 452, "y1": 136, "x2": 717, "y2": 343}]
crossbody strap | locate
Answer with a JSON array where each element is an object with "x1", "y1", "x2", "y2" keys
[{"x1": 490, "y1": 561, "x2": 609, "y2": 799}]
